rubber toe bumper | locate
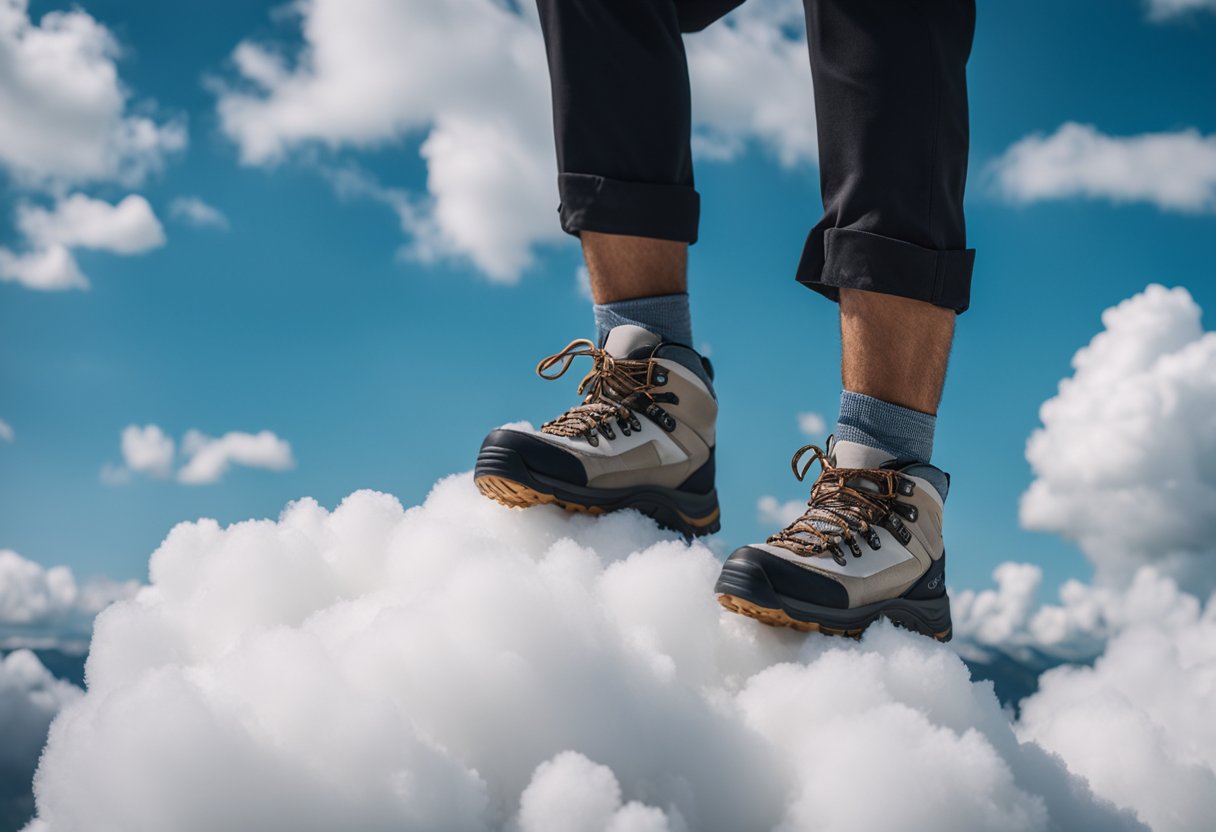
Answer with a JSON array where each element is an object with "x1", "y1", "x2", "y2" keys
[
  {"x1": 474, "y1": 436, "x2": 720, "y2": 538},
  {"x1": 715, "y1": 548, "x2": 952, "y2": 641}
]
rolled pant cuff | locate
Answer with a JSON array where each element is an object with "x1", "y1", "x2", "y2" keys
[
  {"x1": 558, "y1": 173, "x2": 700, "y2": 244},
  {"x1": 797, "y1": 228, "x2": 975, "y2": 313}
]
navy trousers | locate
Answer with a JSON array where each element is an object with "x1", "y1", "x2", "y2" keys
[{"x1": 535, "y1": 0, "x2": 977, "y2": 313}]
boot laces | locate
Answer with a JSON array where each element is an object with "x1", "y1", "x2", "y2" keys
[
  {"x1": 534, "y1": 339, "x2": 665, "y2": 444},
  {"x1": 767, "y1": 443, "x2": 913, "y2": 566}
]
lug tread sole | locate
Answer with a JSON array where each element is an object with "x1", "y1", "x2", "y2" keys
[
  {"x1": 475, "y1": 474, "x2": 605, "y2": 516},
  {"x1": 716, "y1": 593, "x2": 951, "y2": 642},
  {"x1": 474, "y1": 473, "x2": 720, "y2": 536}
]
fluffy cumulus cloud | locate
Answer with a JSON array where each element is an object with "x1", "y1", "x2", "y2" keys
[
  {"x1": 27, "y1": 478, "x2": 1147, "y2": 832},
  {"x1": 990, "y1": 123, "x2": 1216, "y2": 213},
  {"x1": 1018, "y1": 592, "x2": 1216, "y2": 831},
  {"x1": 1020, "y1": 284, "x2": 1216, "y2": 595},
  {"x1": 0, "y1": 0, "x2": 184, "y2": 187},
  {"x1": 214, "y1": 0, "x2": 816, "y2": 282},
  {"x1": 0, "y1": 549, "x2": 138, "y2": 629},
  {"x1": 0, "y1": 194, "x2": 165, "y2": 291},
  {"x1": 168, "y1": 196, "x2": 229, "y2": 230},
  {"x1": 103, "y1": 424, "x2": 294, "y2": 485},
  {"x1": 0, "y1": 650, "x2": 81, "y2": 825},
  {"x1": 953, "y1": 561, "x2": 1206, "y2": 661},
  {"x1": 1145, "y1": 0, "x2": 1216, "y2": 21}
]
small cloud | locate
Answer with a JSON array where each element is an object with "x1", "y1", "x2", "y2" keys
[
  {"x1": 169, "y1": 196, "x2": 230, "y2": 230},
  {"x1": 989, "y1": 123, "x2": 1216, "y2": 214},
  {"x1": 177, "y1": 429, "x2": 295, "y2": 485},
  {"x1": 121, "y1": 424, "x2": 176, "y2": 478},
  {"x1": 1144, "y1": 0, "x2": 1216, "y2": 21},
  {"x1": 0, "y1": 418, "x2": 13, "y2": 442},
  {"x1": 575, "y1": 265, "x2": 592, "y2": 300},
  {"x1": 0, "y1": 194, "x2": 166, "y2": 291},
  {"x1": 102, "y1": 424, "x2": 294, "y2": 485},
  {"x1": 797, "y1": 411, "x2": 826, "y2": 437},
  {"x1": 757, "y1": 495, "x2": 804, "y2": 528}
]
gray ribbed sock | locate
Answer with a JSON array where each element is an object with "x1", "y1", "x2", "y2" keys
[
  {"x1": 594, "y1": 293, "x2": 692, "y2": 348},
  {"x1": 835, "y1": 390, "x2": 936, "y2": 464}
]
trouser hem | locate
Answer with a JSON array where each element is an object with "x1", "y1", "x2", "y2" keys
[
  {"x1": 797, "y1": 228, "x2": 974, "y2": 313},
  {"x1": 558, "y1": 173, "x2": 700, "y2": 244}
]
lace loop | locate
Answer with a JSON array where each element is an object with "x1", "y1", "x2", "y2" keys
[{"x1": 534, "y1": 339, "x2": 661, "y2": 439}]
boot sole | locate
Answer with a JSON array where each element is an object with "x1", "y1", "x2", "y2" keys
[
  {"x1": 474, "y1": 445, "x2": 720, "y2": 538},
  {"x1": 714, "y1": 557, "x2": 952, "y2": 642}
]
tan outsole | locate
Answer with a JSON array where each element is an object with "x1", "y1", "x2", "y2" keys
[
  {"x1": 717, "y1": 593, "x2": 951, "y2": 642},
  {"x1": 475, "y1": 474, "x2": 721, "y2": 533},
  {"x1": 475, "y1": 474, "x2": 605, "y2": 515}
]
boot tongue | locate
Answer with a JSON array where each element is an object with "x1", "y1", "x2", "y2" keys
[
  {"x1": 830, "y1": 438, "x2": 895, "y2": 471},
  {"x1": 602, "y1": 324, "x2": 661, "y2": 358}
]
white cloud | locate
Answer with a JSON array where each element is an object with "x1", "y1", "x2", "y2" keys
[
  {"x1": 27, "y1": 480, "x2": 1144, "y2": 831},
  {"x1": 120, "y1": 424, "x2": 175, "y2": 478},
  {"x1": 168, "y1": 196, "x2": 229, "y2": 230},
  {"x1": 756, "y1": 494, "x2": 804, "y2": 528},
  {"x1": 990, "y1": 123, "x2": 1216, "y2": 213},
  {"x1": 177, "y1": 429, "x2": 294, "y2": 485},
  {"x1": 518, "y1": 752, "x2": 672, "y2": 832},
  {"x1": 0, "y1": 650, "x2": 82, "y2": 809},
  {"x1": 1018, "y1": 592, "x2": 1216, "y2": 831},
  {"x1": 0, "y1": 194, "x2": 166, "y2": 291},
  {"x1": 103, "y1": 424, "x2": 295, "y2": 485},
  {"x1": 0, "y1": 0, "x2": 185, "y2": 187},
  {"x1": 0, "y1": 549, "x2": 137, "y2": 627},
  {"x1": 953, "y1": 562, "x2": 1204, "y2": 661},
  {"x1": 1145, "y1": 0, "x2": 1216, "y2": 21},
  {"x1": 1020, "y1": 284, "x2": 1216, "y2": 596},
  {"x1": 0, "y1": 418, "x2": 12, "y2": 442},
  {"x1": 213, "y1": 0, "x2": 816, "y2": 282},
  {"x1": 575, "y1": 265, "x2": 592, "y2": 301},
  {"x1": 797, "y1": 411, "x2": 826, "y2": 437},
  {"x1": 685, "y1": 0, "x2": 817, "y2": 167}
]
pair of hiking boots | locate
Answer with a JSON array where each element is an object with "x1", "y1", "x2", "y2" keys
[{"x1": 474, "y1": 325, "x2": 952, "y2": 641}]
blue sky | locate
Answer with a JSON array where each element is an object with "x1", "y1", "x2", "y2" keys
[{"x1": 1, "y1": 0, "x2": 1214, "y2": 598}]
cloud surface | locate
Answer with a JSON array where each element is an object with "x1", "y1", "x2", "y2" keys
[{"x1": 29, "y1": 479, "x2": 1147, "y2": 832}]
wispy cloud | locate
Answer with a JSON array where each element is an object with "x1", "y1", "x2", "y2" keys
[
  {"x1": 990, "y1": 123, "x2": 1216, "y2": 213},
  {"x1": 169, "y1": 196, "x2": 230, "y2": 230},
  {"x1": 1144, "y1": 0, "x2": 1216, "y2": 21},
  {"x1": 0, "y1": 418, "x2": 13, "y2": 443},
  {"x1": 102, "y1": 424, "x2": 295, "y2": 485}
]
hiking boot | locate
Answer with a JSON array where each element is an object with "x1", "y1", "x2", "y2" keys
[
  {"x1": 715, "y1": 438, "x2": 952, "y2": 640},
  {"x1": 475, "y1": 325, "x2": 720, "y2": 537}
]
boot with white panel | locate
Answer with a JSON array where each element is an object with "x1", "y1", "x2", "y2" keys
[
  {"x1": 715, "y1": 437, "x2": 952, "y2": 640},
  {"x1": 475, "y1": 325, "x2": 720, "y2": 537}
]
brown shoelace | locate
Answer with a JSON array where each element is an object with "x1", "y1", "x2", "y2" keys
[
  {"x1": 534, "y1": 339, "x2": 664, "y2": 444},
  {"x1": 768, "y1": 443, "x2": 915, "y2": 566}
]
